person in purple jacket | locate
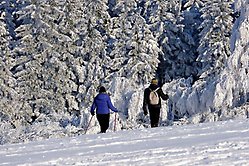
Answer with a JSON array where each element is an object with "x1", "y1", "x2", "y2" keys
[{"x1": 90, "y1": 86, "x2": 118, "y2": 133}]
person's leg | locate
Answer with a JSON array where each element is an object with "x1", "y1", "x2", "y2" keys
[
  {"x1": 102, "y1": 114, "x2": 110, "y2": 133},
  {"x1": 97, "y1": 114, "x2": 110, "y2": 133},
  {"x1": 149, "y1": 107, "x2": 160, "y2": 127},
  {"x1": 154, "y1": 109, "x2": 160, "y2": 127},
  {"x1": 97, "y1": 114, "x2": 105, "y2": 133}
]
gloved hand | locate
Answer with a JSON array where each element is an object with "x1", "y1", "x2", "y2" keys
[{"x1": 91, "y1": 112, "x2": 95, "y2": 116}]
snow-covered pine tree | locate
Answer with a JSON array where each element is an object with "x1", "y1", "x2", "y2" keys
[
  {"x1": 109, "y1": 0, "x2": 160, "y2": 85},
  {"x1": 0, "y1": 0, "x2": 16, "y2": 46},
  {"x1": 0, "y1": 1, "x2": 12, "y2": 58},
  {"x1": 0, "y1": 1, "x2": 18, "y2": 124},
  {"x1": 12, "y1": 0, "x2": 81, "y2": 126},
  {"x1": 0, "y1": 0, "x2": 25, "y2": 128},
  {"x1": 12, "y1": 0, "x2": 54, "y2": 125},
  {"x1": 71, "y1": 0, "x2": 114, "y2": 107},
  {"x1": 181, "y1": 0, "x2": 205, "y2": 81},
  {"x1": 214, "y1": 1, "x2": 249, "y2": 113},
  {"x1": 143, "y1": 0, "x2": 197, "y2": 83},
  {"x1": 44, "y1": 0, "x2": 89, "y2": 116},
  {"x1": 197, "y1": 0, "x2": 234, "y2": 76}
]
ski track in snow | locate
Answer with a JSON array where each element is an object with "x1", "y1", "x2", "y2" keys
[{"x1": 1, "y1": 120, "x2": 249, "y2": 166}]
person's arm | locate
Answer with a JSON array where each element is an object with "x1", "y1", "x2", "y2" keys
[
  {"x1": 107, "y1": 96, "x2": 118, "y2": 112},
  {"x1": 143, "y1": 89, "x2": 149, "y2": 115},
  {"x1": 158, "y1": 88, "x2": 168, "y2": 101},
  {"x1": 90, "y1": 99, "x2": 96, "y2": 115}
]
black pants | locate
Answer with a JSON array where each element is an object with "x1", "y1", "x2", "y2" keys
[
  {"x1": 97, "y1": 114, "x2": 110, "y2": 133},
  {"x1": 148, "y1": 106, "x2": 160, "y2": 127}
]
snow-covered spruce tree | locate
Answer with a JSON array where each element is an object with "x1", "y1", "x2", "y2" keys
[
  {"x1": 71, "y1": 0, "x2": 115, "y2": 108},
  {"x1": 0, "y1": 0, "x2": 20, "y2": 125},
  {"x1": 181, "y1": 0, "x2": 205, "y2": 80},
  {"x1": 109, "y1": 0, "x2": 160, "y2": 85},
  {"x1": 0, "y1": 2, "x2": 12, "y2": 58},
  {"x1": 12, "y1": 0, "x2": 83, "y2": 128},
  {"x1": 213, "y1": 1, "x2": 249, "y2": 117},
  {"x1": 143, "y1": 0, "x2": 197, "y2": 83},
  {"x1": 165, "y1": 0, "x2": 240, "y2": 123},
  {"x1": 13, "y1": 0, "x2": 57, "y2": 126},
  {"x1": 0, "y1": 0, "x2": 16, "y2": 47},
  {"x1": 43, "y1": 0, "x2": 89, "y2": 116},
  {"x1": 197, "y1": 0, "x2": 234, "y2": 77}
]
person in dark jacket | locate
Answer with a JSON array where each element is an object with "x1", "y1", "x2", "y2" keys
[
  {"x1": 143, "y1": 78, "x2": 168, "y2": 127},
  {"x1": 90, "y1": 86, "x2": 118, "y2": 133}
]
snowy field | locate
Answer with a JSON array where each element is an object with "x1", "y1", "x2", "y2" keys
[{"x1": 1, "y1": 119, "x2": 249, "y2": 166}]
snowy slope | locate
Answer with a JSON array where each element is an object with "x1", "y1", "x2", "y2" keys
[
  {"x1": 1, "y1": 119, "x2": 249, "y2": 166},
  {"x1": 0, "y1": 0, "x2": 248, "y2": 150}
]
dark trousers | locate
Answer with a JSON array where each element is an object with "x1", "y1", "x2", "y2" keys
[
  {"x1": 97, "y1": 114, "x2": 110, "y2": 133},
  {"x1": 148, "y1": 106, "x2": 160, "y2": 127}
]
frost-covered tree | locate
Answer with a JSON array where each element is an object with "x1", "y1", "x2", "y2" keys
[
  {"x1": 12, "y1": 0, "x2": 55, "y2": 125},
  {"x1": 214, "y1": 1, "x2": 249, "y2": 112},
  {"x1": 197, "y1": 0, "x2": 234, "y2": 74},
  {"x1": 0, "y1": 0, "x2": 15, "y2": 56},
  {"x1": 70, "y1": 0, "x2": 114, "y2": 107},
  {"x1": 143, "y1": 0, "x2": 197, "y2": 83},
  {"x1": 45, "y1": 0, "x2": 89, "y2": 114},
  {"x1": 180, "y1": 0, "x2": 205, "y2": 81},
  {"x1": 12, "y1": 0, "x2": 82, "y2": 126},
  {"x1": 0, "y1": 0, "x2": 19, "y2": 125},
  {"x1": 109, "y1": 0, "x2": 160, "y2": 85},
  {"x1": 0, "y1": 6, "x2": 10, "y2": 58}
]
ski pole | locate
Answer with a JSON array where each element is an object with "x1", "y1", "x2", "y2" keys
[
  {"x1": 114, "y1": 112, "x2": 117, "y2": 132},
  {"x1": 84, "y1": 115, "x2": 94, "y2": 134},
  {"x1": 159, "y1": 108, "x2": 163, "y2": 126}
]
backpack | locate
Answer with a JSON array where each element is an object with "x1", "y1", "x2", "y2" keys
[{"x1": 149, "y1": 88, "x2": 159, "y2": 105}]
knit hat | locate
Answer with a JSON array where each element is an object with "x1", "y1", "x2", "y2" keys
[
  {"x1": 151, "y1": 78, "x2": 158, "y2": 85},
  {"x1": 99, "y1": 86, "x2": 106, "y2": 93}
]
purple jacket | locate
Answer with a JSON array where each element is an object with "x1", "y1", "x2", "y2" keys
[{"x1": 90, "y1": 93, "x2": 118, "y2": 114}]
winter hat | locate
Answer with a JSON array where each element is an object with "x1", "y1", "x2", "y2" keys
[
  {"x1": 99, "y1": 86, "x2": 106, "y2": 93},
  {"x1": 151, "y1": 78, "x2": 158, "y2": 85}
]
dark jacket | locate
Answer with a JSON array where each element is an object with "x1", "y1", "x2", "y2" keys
[
  {"x1": 143, "y1": 84, "x2": 168, "y2": 112},
  {"x1": 91, "y1": 93, "x2": 118, "y2": 114}
]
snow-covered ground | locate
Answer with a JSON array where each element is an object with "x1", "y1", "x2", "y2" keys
[{"x1": 1, "y1": 119, "x2": 249, "y2": 166}]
